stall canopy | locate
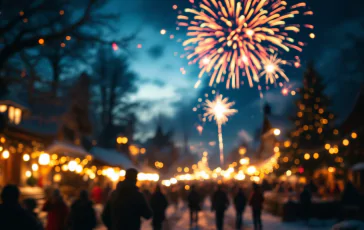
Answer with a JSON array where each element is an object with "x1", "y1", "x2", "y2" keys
[
  {"x1": 90, "y1": 147, "x2": 137, "y2": 169},
  {"x1": 46, "y1": 141, "x2": 89, "y2": 158}
]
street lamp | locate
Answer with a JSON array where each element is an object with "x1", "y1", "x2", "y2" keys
[{"x1": 273, "y1": 128, "x2": 281, "y2": 136}]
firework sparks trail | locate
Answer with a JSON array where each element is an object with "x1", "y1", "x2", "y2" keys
[
  {"x1": 204, "y1": 94, "x2": 237, "y2": 165},
  {"x1": 179, "y1": 0, "x2": 313, "y2": 88}
]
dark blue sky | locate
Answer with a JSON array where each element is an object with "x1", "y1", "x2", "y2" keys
[{"x1": 103, "y1": 0, "x2": 364, "y2": 158}]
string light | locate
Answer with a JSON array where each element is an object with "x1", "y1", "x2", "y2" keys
[
  {"x1": 351, "y1": 132, "x2": 357, "y2": 139},
  {"x1": 342, "y1": 139, "x2": 349, "y2": 146}
]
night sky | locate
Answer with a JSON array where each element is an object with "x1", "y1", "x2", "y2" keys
[{"x1": 101, "y1": 0, "x2": 364, "y2": 160}]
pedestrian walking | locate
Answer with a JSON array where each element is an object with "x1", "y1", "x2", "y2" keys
[
  {"x1": 91, "y1": 183, "x2": 103, "y2": 204},
  {"x1": 0, "y1": 184, "x2": 40, "y2": 230},
  {"x1": 234, "y1": 188, "x2": 247, "y2": 230},
  {"x1": 23, "y1": 198, "x2": 44, "y2": 230},
  {"x1": 249, "y1": 183, "x2": 264, "y2": 230},
  {"x1": 212, "y1": 185, "x2": 230, "y2": 230},
  {"x1": 150, "y1": 185, "x2": 169, "y2": 230},
  {"x1": 68, "y1": 190, "x2": 97, "y2": 230},
  {"x1": 42, "y1": 189, "x2": 69, "y2": 230},
  {"x1": 187, "y1": 185, "x2": 201, "y2": 228},
  {"x1": 299, "y1": 185, "x2": 311, "y2": 224},
  {"x1": 102, "y1": 183, "x2": 112, "y2": 204},
  {"x1": 102, "y1": 168, "x2": 152, "y2": 230}
]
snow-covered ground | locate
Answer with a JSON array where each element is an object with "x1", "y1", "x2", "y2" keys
[{"x1": 95, "y1": 200, "x2": 336, "y2": 230}]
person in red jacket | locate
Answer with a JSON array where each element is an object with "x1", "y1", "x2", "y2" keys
[
  {"x1": 43, "y1": 189, "x2": 69, "y2": 230},
  {"x1": 249, "y1": 183, "x2": 264, "y2": 230},
  {"x1": 91, "y1": 183, "x2": 103, "y2": 204}
]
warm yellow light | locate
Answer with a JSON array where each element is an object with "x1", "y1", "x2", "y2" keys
[
  {"x1": 0, "y1": 105, "x2": 7, "y2": 113},
  {"x1": 39, "y1": 153, "x2": 50, "y2": 165},
  {"x1": 284, "y1": 141, "x2": 291, "y2": 148},
  {"x1": 51, "y1": 154, "x2": 58, "y2": 160},
  {"x1": 66, "y1": 36, "x2": 71, "y2": 41},
  {"x1": 170, "y1": 178, "x2": 178, "y2": 184},
  {"x1": 184, "y1": 167, "x2": 189, "y2": 173},
  {"x1": 2, "y1": 150, "x2": 9, "y2": 159},
  {"x1": 116, "y1": 137, "x2": 123, "y2": 144},
  {"x1": 239, "y1": 157, "x2": 249, "y2": 165},
  {"x1": 239, "y1": 147, "x2": 246, "y2": 155},
  {"x1": 140, "y1": 148, "x2": 146, "y2": 154},
  {"x1": 342, "y1": 139, "x2": 349, "y2": 146},
  {"x1": 291, "y1": 91, "x2": 296, "y2": 96},
  {"x1": 185, "y1": 185, "x2": 190, "y2": 190},
  {"x1": 274, "y1": 146, "x2": 280, "y2": 153},
  {"x1": 76, "y1": 165, "x2": 83, "y2": 173},
  {"x1": 160, "y1": 29, "x2": 166, "y2": 35},
  {"x1": 329, "y1": 148, "x2": 335, "y2": 154},
  {"x1": 38, "y1": 38, "x2": 44, "y2": 45},
  {"x1": 247, "y1": 166, "x2": 256, "y2": 175},
  {"x1": 32, "y1": 163, "x2": 39, "y2": 171},
  {"x1": 23, "y1": 154, "x2": 30, "y2": 161},
  {"x1": 273, "y1": 129, "x2": 281, "y2": 136},
  {"x1": 89, "y1": 173, "x2": 96, "y2": 179},
  {"x1": 177, "y1": 167, "x2": 182, "y2": 172},
  {"x1": 286, "y1": 170, "x2": 292, "y2": 176},
  {"x1": 55, "y1": 166, "x2": 61, "y2": 172},
  {"x1": 313, "y1": 153, "x2": 319, "y2": 159},
  {"x1": 309, "y1": 33, "x2": 315, "y2": 39},
  {"x1": 283, "y1": 156, "x2": 289, "y2": 162},
  {"x1": 351, "y1": 132, "x2": 357, "y2": 139},
  {"x1": 325, "y1": 144, "x2": 331, "y2": 150},
  {"x1": 203, "y1": 151, "x2": 208, "y2": 157},
  {"x1": 53, "y1": 173, "x2": 62, "y2": 182},
  {"x1": 25, "y1": 171, "x2": 32, "y2": 178},
  {"x1": 234, "y1": 173, "x2": 245, "y2": 181},
  {"x1": 304, "y1": 153, "x2": 310, "y2": 160},
  {"x1": 303, "y1": 125, "x2": 308, "y2": 131},
  {"x1": 328, "y1": 167, "x2": 336, "y2": 173},
  {"x1": 0, "y1": 137, "x2": 6, "y2": 143},
  {"x1": 68, "y1": 161, "x2": 77, "y2": 172}
]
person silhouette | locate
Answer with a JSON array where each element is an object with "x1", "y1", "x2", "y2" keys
[
  {"x1": 102, "y1": 168, "x2": 152, "y2": 230},
  {"x1": 23, "y1": 198, "x2": 43, "y2": 230},
  {"x1": 249, "y1": 183, "x2": 264, "y2": 230},
  {"x1": 212, "y1": 185, "x2": 229, "y2": 230},
  {"x1": 234, "y1": 188, "x2": 247, "y2": 230},
  {"x1": 68, "y1": 190, "x2": 97, "y2": 230},
  {"x1": 42, "y1": 189, "x2": 69, "y2": 230},
  {"x1": 150, "y1": 184, "x2": 169, "y2": 230},
  {"x1": 187, "y1": 185, "x2": 201, "y2": 228},
  {"x1": 0, "y1": 184, "x2": 40, "y2": 230}
]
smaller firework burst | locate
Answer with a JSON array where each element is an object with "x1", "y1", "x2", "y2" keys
[
  {"x1": 204, "y1": 95, "x2": 237, "y2": 165},
  {"x1": 260, "y1": 54, "x2": 289, "y2": 84}
]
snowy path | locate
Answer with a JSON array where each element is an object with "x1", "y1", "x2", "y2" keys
[{"x1": 95, "y1": 200, "x2": 335, "y2": 230}]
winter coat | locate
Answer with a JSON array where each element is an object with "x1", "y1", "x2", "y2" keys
[
  {"x1": 300, "y1": 189, "x2": 312, "y2": 207},
  {"x1": 0, "y1": 203, "x2": 40, "y2": 230},
  {"x1": 91, "y1": 186, "x2": 103, "y2": 204},
  {"x1": 234, "y1": 191, "x2": 247, "y2": 212},
  {"x1": 150, "y1": 191, "x2": 168, "y2": 224},
  {"x1": 249, "y1": 191, "x2": 264, "y2": 210},
  {"x1": 102, "y1": 181, "x2": 152, "y2": 230},
  {"x1": 212, "y1": 189, "x2": 229, "y2": 212},
  {"x1": 187, "y1": 190, "x2": 201, "y2": 211},
  {"x1": 43, "y1": 199, "x2": 69, "y2": 230},
  {"x1": 68, "y1": 199, "x2": 97, "y2": 230}
]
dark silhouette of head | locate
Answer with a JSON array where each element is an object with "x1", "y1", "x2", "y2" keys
[
  {"x1": 217, "y1": 184, "x2": 223, "y2": 191},
  {"x1": 191, "y1": 184, "x2": 196, "y2": 191},
  {"x1": 80, "y1": 190, "x2": 89, "y2": 200},
  {"x1": 155, "y1": 184, "x2": 161, "y2": 193},
  {"x1": 125, "y1": 168, "x2": 138, "y2": 184},
  {"x1": 23, "y1": 198, "x2": 37, "y2": 211},
  {"x1": 1, "y1": 184, "x2": 20, "y2": 204},
  {"x1": 252, "y1": 182, "x2": 260, "y2": 192}
]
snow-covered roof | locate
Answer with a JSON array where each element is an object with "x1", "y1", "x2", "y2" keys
[
  {"x1": 0, "y1": 92, "x2": 30, "y2": 110},
  {"x1": 90, "y1": 147, "x2": 137, "y2": 169},
  {"x1": 46, "y1": 141, "x2": 89, "y2": 157},
  {"x1": 352, "y1": 162, "x2": 364, "y2": 171}
]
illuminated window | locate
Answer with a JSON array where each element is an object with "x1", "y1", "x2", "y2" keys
[{"x1": 0, "y1": 105, "x2": 7, "y2": 113}]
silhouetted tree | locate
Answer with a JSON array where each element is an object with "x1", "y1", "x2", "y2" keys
[{"x1": 0, "y1": 0, "x2": 135, "y2": 68}]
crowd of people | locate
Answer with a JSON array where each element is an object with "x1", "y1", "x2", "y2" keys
[{"x1": 0, "y1": 168, "x2": 363, "y2": 230}]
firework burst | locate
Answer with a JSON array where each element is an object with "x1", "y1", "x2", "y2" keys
[
  {"x1": 178, "y1": 0, "x2": 313, "y2": 88},
  {"x1": 204, "y1": 94, "x2": 237, "y2": 165},
  {"x1": 260, "y1": 54, "x2": 288, "y2": 84}
]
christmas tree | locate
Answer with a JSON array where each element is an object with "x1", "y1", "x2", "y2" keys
[{"x1": 279, "y1": 63, "x2": 338, "y2": 175}]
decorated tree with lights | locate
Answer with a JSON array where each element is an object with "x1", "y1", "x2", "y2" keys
[{"x1": 279, "y1": 63, "x2": 339, "y2": 176}]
